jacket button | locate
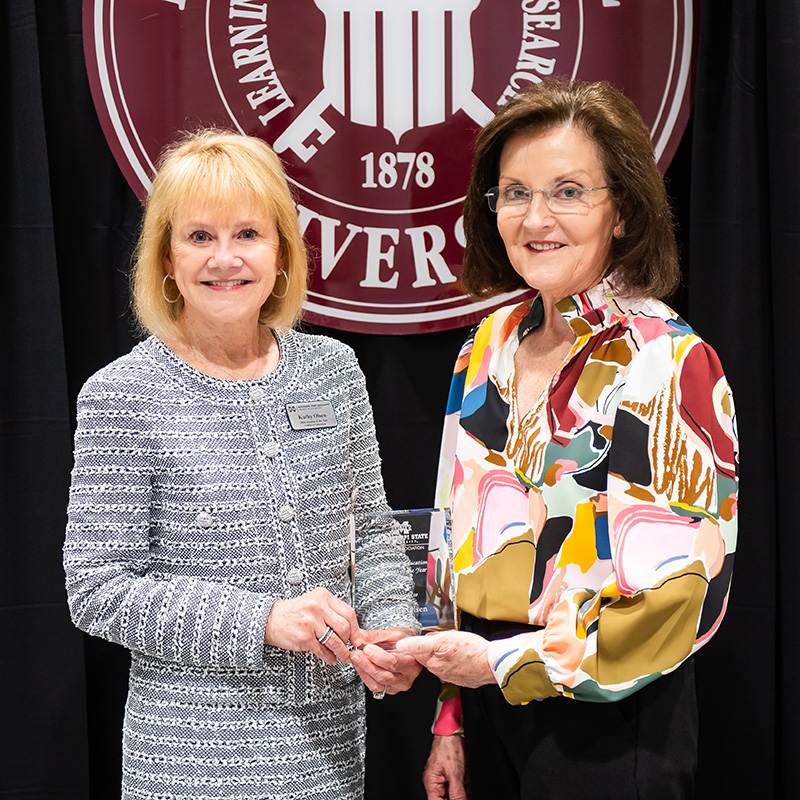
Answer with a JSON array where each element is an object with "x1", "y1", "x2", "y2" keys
[
  {"x1": 249, "y1": 386, "x2": 264, "y2": 402},
  {"x1": 286, "y1": 568, "x2": 303, "y2": 586},
  {"x1": 263, "y1": 442, "x2": 280, "y2": 458},
  {"x1": 278, "y1": 505, "x2": 295, "y2": 522},
  {"x1": 196, "y1": 512, "x2": 214, "y2": 528}
]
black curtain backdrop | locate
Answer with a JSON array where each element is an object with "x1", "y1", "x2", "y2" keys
[{"x1": 1, "y1": 0, "x2": 792, "y2": 797}]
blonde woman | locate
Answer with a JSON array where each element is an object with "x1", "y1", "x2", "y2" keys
[{"x1": 64, "y1": 130, "x2": 421, "y2": 800}]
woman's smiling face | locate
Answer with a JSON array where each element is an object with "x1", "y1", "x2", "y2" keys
[
  {"x1": 495, "y1": 126, "x2": 621, "y2": 302},
  {"x1": 165, "y1": 201, "x2": 282, "y2": 331}
]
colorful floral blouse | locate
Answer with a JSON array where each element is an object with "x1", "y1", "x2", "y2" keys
[{"x1": 429, "y1": 280, "x2": 738, "y2": 733}]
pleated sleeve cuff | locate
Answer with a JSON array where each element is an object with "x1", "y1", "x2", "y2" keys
[{"x1": 488, "y1": 634, "x2": 560, "y2": 705}]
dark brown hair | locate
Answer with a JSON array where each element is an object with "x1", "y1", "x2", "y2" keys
[{"x1": 462, "y1": 77, "x2": 680, "y2": 300}]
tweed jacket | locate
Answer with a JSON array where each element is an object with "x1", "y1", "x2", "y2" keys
[{"x1": 64, "y1": 330, "x2": 418, "y2": 707}]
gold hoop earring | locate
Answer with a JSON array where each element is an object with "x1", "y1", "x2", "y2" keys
[
  {"x1": 272, "y1": 269, "x2": 289, "y2": 299},
  {"x1": 162, "y1": 273, "x2": 180, "y2": 304}
]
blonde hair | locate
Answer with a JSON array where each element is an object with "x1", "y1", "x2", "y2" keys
[{"x1": 131, "y1": 129, "x2": 307, "y2": 338}]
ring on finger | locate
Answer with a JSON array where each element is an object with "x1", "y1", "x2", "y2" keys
[
  {"x1": 318, "y1": 625, "x2": 334, "y2": 645},
  {"x1": 372, "y1": 685, "x2": 387, "y2": 700}
]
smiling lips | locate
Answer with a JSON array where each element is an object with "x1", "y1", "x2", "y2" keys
[
  {"x1": 204, "y1": 279, "x2": 249, "y2": 287},
  {"x1": 526, "y1": 242, "x2": 564, "y2": 251}
]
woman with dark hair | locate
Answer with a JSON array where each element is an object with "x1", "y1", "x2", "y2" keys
[
  {"x1": 399, "y1": 78, "x2": 738, "y2": 799},
  {"x1": 64, "y1": 129, "x2": 421, "y2": 799}
]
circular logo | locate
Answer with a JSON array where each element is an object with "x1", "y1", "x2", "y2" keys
[{"x1": 84, "y1": 0, "x2": 695, "y2": 334}]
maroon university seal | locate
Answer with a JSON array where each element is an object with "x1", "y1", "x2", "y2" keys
[{"x1": 84, "y1": 0, "x2": 696, "y2": 334}]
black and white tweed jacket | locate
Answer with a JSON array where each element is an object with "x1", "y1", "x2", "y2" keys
[{"x1": 64, "y1": 330, "x2": 418, "y2": 708}]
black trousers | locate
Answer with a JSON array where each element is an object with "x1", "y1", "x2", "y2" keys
[{"x1": 460, "y1": 614, "x2": 698, "y2": 800}]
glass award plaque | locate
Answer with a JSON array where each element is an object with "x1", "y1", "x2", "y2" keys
[{"x1": 391, "y1": 508, "x2": 455, "y2": 631}]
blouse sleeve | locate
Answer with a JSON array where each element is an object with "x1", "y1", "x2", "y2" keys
[
  {"x1": 344, "y1": 352, "x2": 420, "y2": 633},
  {"x1": 487, "y1": 332, "x2": 739, "y2": 703},
  {"x1": 63, "y1": 377, "x2": 272, "y2": 670},
  {"x1": 430, "y1": 334, "x2": 475, "y2": 734},
  {"x1": 428, "y1": 333, "x2": 474, "y2": 625}
]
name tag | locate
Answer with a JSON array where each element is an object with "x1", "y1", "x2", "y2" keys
[{"x1": 286, "y1": 400, "x2": 338, "y2": 430}]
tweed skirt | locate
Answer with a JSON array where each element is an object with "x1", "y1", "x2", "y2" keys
[{"x1": 121, "y1": 680, "x2": 366, "y2": 800}]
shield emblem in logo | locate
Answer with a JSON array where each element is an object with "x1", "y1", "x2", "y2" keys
[{"x1": 275, "y1": 0, "x2": 493, "y2": 158}]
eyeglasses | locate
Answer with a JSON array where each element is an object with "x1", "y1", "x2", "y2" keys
[{"x1": 484, "y1": 183, "x2": 612, "y2": 216}]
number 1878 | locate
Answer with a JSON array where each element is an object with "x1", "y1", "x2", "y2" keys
[{"x1": 361, "y1": 152, "x2": 435, "y2": 190}]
